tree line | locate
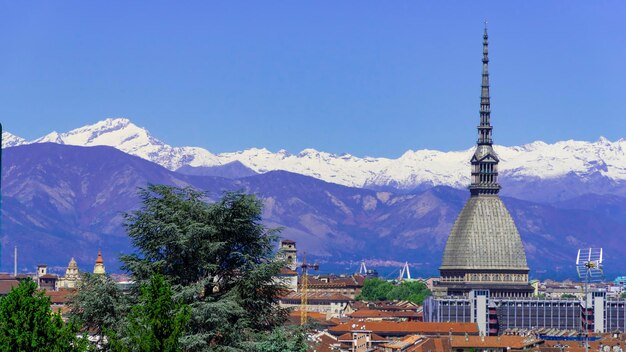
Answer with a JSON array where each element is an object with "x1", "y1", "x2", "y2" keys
[{"x1": 356, "y1": 277, "x2": 431, "y2": 304}]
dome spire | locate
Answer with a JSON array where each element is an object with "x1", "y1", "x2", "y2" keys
[
  {"x1": 479, "y1": 21, "x2": 492, "y2": 145},
  {"x1": 469, "y1": 23, "x2": 501, "y2": 196}
]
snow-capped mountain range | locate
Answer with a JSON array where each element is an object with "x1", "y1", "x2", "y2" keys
[{"x1": 4, "y1": 117, "x2": 626, "y2": 191}]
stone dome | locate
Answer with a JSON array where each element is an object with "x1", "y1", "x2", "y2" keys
[{"x1": 440, "y1": 195, "x2": 528, "y2": 271}]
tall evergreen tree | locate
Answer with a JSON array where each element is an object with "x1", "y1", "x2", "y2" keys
[
  {"x1": 121, "y1": 185, "x2": 289, "y2": 351},
  {"x1": 68, "y1": 273, "x2": 129, "y2": 348},
  {"x1": 109, "y1": 274, "x2": 190, "y2": 352},
  {"x1": 0, "y1": 279, "x2": 87, "y2": 352}
]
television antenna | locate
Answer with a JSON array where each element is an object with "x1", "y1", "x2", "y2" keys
[{"x1": 576, "y1": 248, "x2": 604, "y2": 352}]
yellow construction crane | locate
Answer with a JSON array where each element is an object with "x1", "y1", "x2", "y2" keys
[{"x1": 300, "y1": 253, "x2": 319, "y2": 325}]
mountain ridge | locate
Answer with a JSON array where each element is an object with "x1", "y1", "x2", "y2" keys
[
  {"x1": 3, "y1": 143, "x2": 626, "y2": 279},
  {"x1": 5, "y1": 118, "x2": 626, "y2": 202}
]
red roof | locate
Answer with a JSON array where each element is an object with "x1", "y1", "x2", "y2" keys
[
  {"x1": 45, "y1": 289, "x2": 76, "y2": 304},
  {"x1": 307, "y1": 333, "x2": 338, "y2": 352},
  {"x1": 0, "y1": 280, "x2": 19, "y2": 295},
  {"x1": 279, "y1": 267, "x2": 298, "y2": 276},
  {"x1": 329, "y1": 321, "x2": 479, "y2": 336}
]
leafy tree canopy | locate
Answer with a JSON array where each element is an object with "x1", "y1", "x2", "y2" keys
[
  {"x1": 120, "y1": 185, "x2": 290, "y2": 351},
  {"x1": 0, "y1": 279, "x2": 87, "y2": 352},
  {"x1": 356, "y1": 278, "x2": 431, "y2": 304},
  {"x1": 109, "y1": 274, "x2": 190, "y2": 352},
  {"x1": 69, "y1": 272, "x2": 129, "y2": 346},
  {"x1": 250, "y1": 326, "x2": 308, "y2": 352}
]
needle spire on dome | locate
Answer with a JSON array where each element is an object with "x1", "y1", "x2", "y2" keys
[
  {"x1": 469, "y1": 23, "x2": 501, "y2": 196},
  {"x1": 478, "y1": 22, "x2": 492, "y2": 145}
]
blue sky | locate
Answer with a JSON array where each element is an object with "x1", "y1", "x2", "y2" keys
[{"x1": 1, "y1": 1, "x2": 625, "y2": 157}]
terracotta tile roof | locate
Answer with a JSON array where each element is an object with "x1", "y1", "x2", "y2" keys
[
  {"x1": 329, "y1": 321, "x2": 478, "y2": 337},
  {"x1": 327, "y1": 318, "x2": 343, "y2": 326},
  {"x1": 450, "y1": 335, "x2": 543, "y2": 349},
  {"x1": 44, "y1": 289, "x2": 76, "y2": 304},
  {"x1": 380, "y1": 334, "x2": 426, "y2": 349},
  {"x1": 279, "y1": 267, "x2": 298, "y2": 276},
  {"x1": 337, "y1": 333, "x2": 353, "y2": 341},
  {"x1": 433, "y1": 337, "x2": 449, "y2": 352},
  {"x1": 337, "y1": 332, "x2": 388, "y2": 343},
  {"x1": 308, "y1": 332, "x2": 338, "y2": 352},
  {"x1": 0, "y1": 280, "x2": 19, "y2": 295},
  {"x1": 371, "y1": 333, "x2": 387, "y2": 341}
]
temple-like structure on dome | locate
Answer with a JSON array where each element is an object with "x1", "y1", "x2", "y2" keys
[{"x1": 434, "y1": 25, "x2": 533, "y2": 298}]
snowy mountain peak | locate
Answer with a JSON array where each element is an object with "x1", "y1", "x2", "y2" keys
[
  {"x1": 1, "y1": 131, "x2": 27, "y2": 148},
  {"x1": 6, "y1": 118, "x2": 626, "y2": 192},
  {"x1": 35, "y1": 131, "x2": 64, "y2": 144}
]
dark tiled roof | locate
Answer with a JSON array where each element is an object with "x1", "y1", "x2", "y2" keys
[
  {"x1": 39, "y1": 274, "x2": 59, "y2": 279},
  {"x1": 45, "y1": 289, "x2": 76, "y2": 304}
]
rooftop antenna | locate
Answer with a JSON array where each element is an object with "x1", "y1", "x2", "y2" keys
[
  {"x1": 13, "y1": 246, "x2": 16, "y2": 277},
  {"x1": 576, "y1": 248, "x2": 604, "y2": 352}
]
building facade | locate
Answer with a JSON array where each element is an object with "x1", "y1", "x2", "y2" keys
[{"x1": 424, "y1": 290, "x2": 626, "y2": 336}]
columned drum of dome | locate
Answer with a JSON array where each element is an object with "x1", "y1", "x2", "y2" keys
[{"x1": 436, "y1": 25, "x2": 532, "y2": 298}]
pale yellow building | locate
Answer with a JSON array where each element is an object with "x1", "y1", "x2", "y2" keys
[{"x1": 57, "y1": 257, "x2": 80, "y2": 289}]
